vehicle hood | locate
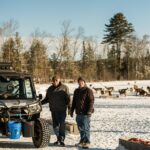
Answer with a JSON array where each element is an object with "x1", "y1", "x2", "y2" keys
[{"x1": 0, "y1": 100, "x2": 38, "y2": 108}]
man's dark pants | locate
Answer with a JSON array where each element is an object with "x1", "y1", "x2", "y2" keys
[
  {"x1": 76, "y1": 114, "x2": 91, "y2": 143},
  {"x1": 51, "y1": 111, "x2": 66, "y2": 142}
]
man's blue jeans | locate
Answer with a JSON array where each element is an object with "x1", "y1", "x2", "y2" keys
[
  {"x1": 76, "y1": 114, "x2": 91, "y2": 143},
  {"x1": 51, "y1": 111, "x2": 66, "y2": 141}
]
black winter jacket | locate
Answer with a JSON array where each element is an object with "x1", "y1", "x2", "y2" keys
[
  {"x1": 71, "y1": 86, "x2": 94, "y2": 115},
  {"x1": 41, "y1": 82, "x2": 70, "y2": 112}
]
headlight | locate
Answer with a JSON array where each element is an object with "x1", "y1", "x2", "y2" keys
[{"x1": 28, "y1": 103, "x2": 42, "y2": 114}]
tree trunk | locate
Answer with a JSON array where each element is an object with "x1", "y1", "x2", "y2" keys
[{"x1": 116, "y1": 42, "x2": 121, "y2": 80}]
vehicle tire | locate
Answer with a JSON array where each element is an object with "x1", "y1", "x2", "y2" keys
[{"x1": 32, "y1": 118, "x2": 50, "y2": 148}]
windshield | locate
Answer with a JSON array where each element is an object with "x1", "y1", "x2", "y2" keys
[{"x1": 0, "y1": 76, "x2": 35, "y2": 100}]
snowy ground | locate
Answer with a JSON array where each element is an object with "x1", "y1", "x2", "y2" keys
[{"x1": 0, "y1": 80, "x2": 150, "y2": 150}]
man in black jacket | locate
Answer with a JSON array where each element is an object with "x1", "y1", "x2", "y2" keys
[
  {"x1": 70, "y1": 77, "x2": 94, "y2": 149},
  {"x1": 42, "y1": 75, "x2": 70, "y2": 146}
]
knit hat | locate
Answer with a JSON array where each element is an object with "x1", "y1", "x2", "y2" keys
[{"x1": 77, "y1": 77, "x2": 85, "y2": 83}]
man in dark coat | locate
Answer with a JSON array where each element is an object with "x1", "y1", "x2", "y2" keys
[
  {"x1": 70, "y1": 77, "x2": 94, "y2": 149},
  {"x1": 42, "y1": 75, "x2": 70, "y2": 146}
]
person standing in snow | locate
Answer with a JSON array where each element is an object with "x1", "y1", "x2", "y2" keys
[
  {"x1": 70, "y1": 77, "x2": 94, "y2": 149},
  {"x1": 41, "y1": 75, "x2": 70, "y2": 146}
]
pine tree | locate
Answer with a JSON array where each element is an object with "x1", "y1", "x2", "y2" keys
[
  {"x1": 29, "y1": 39, "x2": 50, "y2": 83},
  {"x1": 2, "y1": 37, "x2": 15, "y2": 63},
  {"x1": 103, "y1": 12, "x2": 134, "y2": 80},
  {"x1": 81, "y1": 40, "x2": 96, "y2": 80},
  {"x1": 107, "y1": 45, "x2": 117, "y2": 79},
  {"x1": 14, "y1": 32, "x2": 23, "y2": 71},
  {"x1": 2, "y1": 32, "x2": 23, "y2": 71}
]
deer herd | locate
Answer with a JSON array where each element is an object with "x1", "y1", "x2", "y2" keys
[{"x1": 89, "y1": 84, "x2": 150, "y2": 97}]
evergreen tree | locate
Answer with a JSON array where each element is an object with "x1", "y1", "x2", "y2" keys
[
  {"x1": 107, "y1": 45, "x2": 117, "y2": 79},
  {"x1": 22, "y1": 51, "x2": 31, "y2": 73},
  {"x1": 50, "y1": 53, "x2": 59, "y2": 75},
  {"x1": 96, "y1": 54, "x2": 104, "y2": 80},
  {"x1": 29, "y1": 39, "x2": 50, "y2": 83},
  {"x1": 81, "y1": 40, "x2": 96, "y2": 80},
  {"x1": 2, "y1": 37, "x2": 15, "y2": 62},
  {"x1": 103, "y1": 12, "x2": 134, "y2": 80},
  {"x1": 14, "y1": 32, "x2": 23, "y2": 71},
  {"x1": 2, "y1": 32, "x2": 23, "y2": 71},
  {"x1": 81, "y1": 41, "x2": 88, "y2": 71}
]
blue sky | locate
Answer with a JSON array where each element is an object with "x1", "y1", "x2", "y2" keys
[{"x1": 0, "y1": 0, "x2": 150, "y2": 40}]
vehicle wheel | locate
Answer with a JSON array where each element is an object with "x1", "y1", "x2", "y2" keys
[{"x1": 32, "y1": 118, "x2": 50, "y2": 148}]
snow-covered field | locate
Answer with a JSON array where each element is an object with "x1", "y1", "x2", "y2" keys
[{"x1": 0, "y1": 80, "x2": 150, "y2": 150}]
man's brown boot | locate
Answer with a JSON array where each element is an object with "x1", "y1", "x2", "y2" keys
[{"x1": 82, "y1": 143, "x2": 90, "y2": 149}]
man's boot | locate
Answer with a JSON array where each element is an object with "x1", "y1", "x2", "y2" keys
[
  {"x1": 60, "y1": 141, "x2": 65, "y2": 147},
  {"x1": 82, "y1": 143, "x2": 90, "y2": 149},
  {"x1": 58, "y1": 136, "x2": 65, "y2": 147},
  {"x1": 53, "y1": 137, "x2": 60, "y2": 145},
  {"x1": 75, "y1": 141, "x2": 84, "y2": 147},
  {"x1": 75, "y1": 139, "x2": 84, "y2": 147}
]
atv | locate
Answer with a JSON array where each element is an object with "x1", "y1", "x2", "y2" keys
[{"x1": 0, "y1": 62, "x2": 50, "y2": 148}]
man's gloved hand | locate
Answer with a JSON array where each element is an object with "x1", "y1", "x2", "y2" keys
[{"x1": 87, "y1": 112, "x2": 92, "y2": 117}]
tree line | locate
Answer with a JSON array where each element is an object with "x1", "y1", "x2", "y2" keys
[{"x1": 0, "y1": 13, "x2": 150, "y2": 83}]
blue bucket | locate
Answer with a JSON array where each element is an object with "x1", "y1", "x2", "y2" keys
[{"x1": 7, "y1": 121, "x2": 22, "y2": 139}]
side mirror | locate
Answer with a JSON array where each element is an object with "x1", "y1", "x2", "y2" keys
[{"x1": 38, "y1": 94, "x2": 43, "y2": 100}]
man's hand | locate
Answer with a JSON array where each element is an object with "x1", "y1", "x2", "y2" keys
[
  {"x1": 87, "y1": 112, "x2": 92, "y2": 117},
  {"x1": 68, "y1": 108, "x2": 71, "y2": 115},
  {"x1": 70, "y1": 112, "x2": 73, "y2": 118}
]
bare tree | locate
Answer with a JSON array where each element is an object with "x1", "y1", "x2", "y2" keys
[
  {"x1": 123, "y1": 35, "x2": 150, "y2": 79},
  {"x1": 72, "y1": 27, "x2": 84, "y2": 60},
  {"x1": 53, "y1": 20, "x2": 82, "y2": 79},
  {"x1": 0, "y1": 19, "x2": 18, "y2": 37}
]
